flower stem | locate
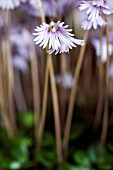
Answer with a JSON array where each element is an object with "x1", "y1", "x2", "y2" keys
[
  {"x1": 14, "y1": 70, "x2": 27, "y2": 112},
  {"x1": 100, "y1": 16, "x2": 109, "y2": 155},
  {"x1": 36, "y1": 0, "x2": 45, "y2": 22},
  {"x1": 59, "y1": 54, "x2": 67, "y2": 134},
  {"x1": 0, "y1": 51, "x2": 14, "y2": 137},
  {"x1": 93, "y1": 27, "x2": 104, "y2": 130},
  {"x1": 6, "y1": 10, "x2": 16, "y2": 137},
  {"x1": 49, "y1": 55, "x2": 64, "y2": 163},
  {"x1": 35, "y1": 53, "x2": 49, "y2": 158},
  {"x1": 29, "y1": 35, "x2": 41, "y2": 154},
  {"x1": 35, "y1": 0, "x2": 63, "y2": 163},
  {"x1": 63, "y1": 30, "x2": 88, "y2": 160}
]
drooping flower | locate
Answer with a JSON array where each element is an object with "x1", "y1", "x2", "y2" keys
[
  {"x1": 33, "y1": 21, "x2": 84, "y2": 55},
  {"x1": 79, "y1": 0, "x2": 112, "y2": 30},
  {"x1": 0, "y1": 0, "x2": 26, "y2": 10}
]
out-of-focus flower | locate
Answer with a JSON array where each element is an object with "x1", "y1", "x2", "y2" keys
[
  {"x1": 109, "y1": 62, "x2": 113, "y2": 78},
  {"x1": 79, "y1": 0, "x2": 112, "y2": 30},
  {"x1": 28, "y1": 0, "x2": 57, "y2": 17},
  {"x1": 33, "y1": 21, "x2": 84, "y2": 55},
  {"x1": 81, "y1": 16, "x2": 107, "y2": 30},
  {"x1": 0, "y1": 0, "x2": 26, "y2": 10},
  {"x1": 92, "y1": 37, "x2": 113, "y2": 63},
  {"x1": 12, "y1": 55, "x2": 28, "y2": 72},
  {"x1": 56, "y1": 72, "x2": 74, "y2": 89},
  {"x1": 10, "y1": 27, "x2": 31, "y2": 59}
]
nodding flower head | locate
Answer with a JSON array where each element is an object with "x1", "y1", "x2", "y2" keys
[
  {"x1": 79, "y1": 0, "x2": 112, "y2": 30},
  {"x1": 33, "y1": 21, "x2": 85, "y2": 55}
]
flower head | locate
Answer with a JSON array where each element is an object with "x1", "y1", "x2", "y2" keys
[
  {"x1": 33, "y1": 21, "x2": 84, "y2": 55},
  {"x1": 13, "y1": 55, "x2": 28, "y2": 72},
  {"x1": 0, "y1": 0, "x2": 26, "y2": 10},
  {"x1": 56, "y1": 72, "x2": 74, "y2": 89},
  {"x1": 92, "y1": 37, "x2": 113, "y2": 63},
  {"x1": 79, "y1": 0, "x2": 112, "y2": 30}
]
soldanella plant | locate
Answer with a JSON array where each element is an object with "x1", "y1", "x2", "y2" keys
[{"x1": 0, "y1": 0, "x2": 113, "y2": 169}]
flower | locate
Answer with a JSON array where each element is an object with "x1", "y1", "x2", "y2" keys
[
  {"x1": 12, "y1": 55, "x2": 28, "y2": 72},
  {"x1": 33, "y1": 21, "x2": 84, "y2": 55},
  {"x1": 79, "y1": 0, "x2": 112, "y2": 30},
  {"x1": 0, "y1": 0, "x2": 26, "y2": 10},
  {"x1": 81, "y1": 16, "x2": 106, "y2": 30},
  {"x1": 10, "y1": 27, "x2": 31, "y2": 59},
  {"x1": 56, "y1": 72, "x2": 74, "y2": 89},
  {"x1": 92, "y1": 37, "x2": 113, "y2": 63},
  {"x1": 109, "y1": 62, "x2": 113, "y2": 78}
]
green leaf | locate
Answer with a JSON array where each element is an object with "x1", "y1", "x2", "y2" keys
[
  {"x1": 87, "y1": 145, "x2": 98, "y2": 163},
  {"x1": 18, "y1": 112, "x2": 34, "y2": 128},
  {"x1": 70, "y1": 124, "x2": 86, "y2": 141},
  {"x1": 73, "y1": 151, "x2": 91, "y2": 167},
  {"x1": 9, "y1": 161, "x2": 21, "y2": 169},
  {"x1": 38, "y1": 149, "x2": 57, "y2": 168},
  {"x1": 42, "y1": 132, "x2": 55, "y2": 147},
  {"x1": 58, "y1": 163, "x2": 76, "y2": 170},
  {"x1": 98, "y1": 150, "x2": 113, "y2": 170}
]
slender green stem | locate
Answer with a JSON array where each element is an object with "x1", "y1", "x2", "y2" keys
[
  {"x1": 100, "y1": 16, "x2": 109, "y2": 155},
  {"x1": 63, "y1": 30, "x2": 88, "y2": 160}
]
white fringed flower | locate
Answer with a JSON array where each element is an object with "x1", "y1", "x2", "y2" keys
[
  {"x1": 33, "y1": 21, "x2": 85, "y2": 55},
  {"x1": 0, "y1": 0, "x2": 25, "y2": 10}
]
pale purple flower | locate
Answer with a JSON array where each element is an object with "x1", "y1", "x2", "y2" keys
[
  {"x1": 10, "y1": 27, "x2": 31, "y2": 59},
  {"x1": 56, "y1": 72, "x2": 74, "y2": 89},
  {"x1": 79, "y1": 0, "x2": 112, "y2": 30},
  {"x1": 33, "y1": 21, "x2": 84, "y2": 55},
  {"x1": 81, "y1": 15, "x2": 106, "y2": 30},
  {"x1": 92, "y1": 37, "x2": 113, "y2": 63},
  {"x1": 109, "y1": 62, "x2": 113, "y2": 78},
  {"x1": 0, "y1": 0, "x2": 26, "y2": 10},
  {"x1": 13, "y1": 55, "x2": 28, "y2": 72}
]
